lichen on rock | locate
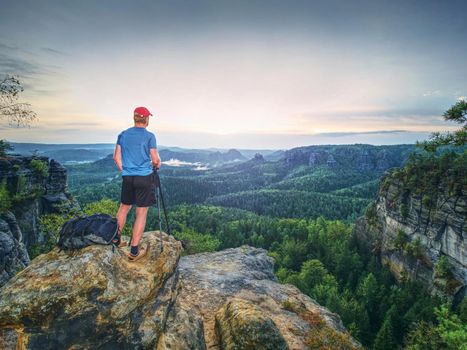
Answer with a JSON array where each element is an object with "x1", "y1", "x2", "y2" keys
[{"x1": 215, "y1": 298, "x2": 288, "y2": 350}]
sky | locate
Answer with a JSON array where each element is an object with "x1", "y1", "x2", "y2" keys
[{"x1": 0, "y1": 0, "x2": 466, "y2": 149}]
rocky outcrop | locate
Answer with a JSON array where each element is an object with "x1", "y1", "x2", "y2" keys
[
  {"x1": 354, "y1": 170, "x2": 466, "y2": 300},
  {"x1": 284, "y1": 144, "x2": 415, "y2": 172},
  {"x1": 0, "y1": 212, "x2": 29, "y2": 287},
  {"x1": 158, "y1": 246, "x2": 359, "y2": 350},
  {"x1": 0, "y1": 156, "x2": 78, "y2": 249},
  {"x1": 0, "y1": 156, "x2": 78, "y2": 288},
  {"x1": 0, "y1": 232, "x2": 359, "y2": 349},
  {"x1": 43, "y1": 158, "x2": 77, "y2": 213},
  {"x1": 0, "y1": 232, "x2": 182, "y2": 349}
]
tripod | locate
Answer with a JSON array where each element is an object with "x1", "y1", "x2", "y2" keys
[{"x1": 153, "y1": 168, "x2": 171, "y2": 252}]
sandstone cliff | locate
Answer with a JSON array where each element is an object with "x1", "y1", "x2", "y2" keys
[
  {"x1": 0, "y1": 212, "x2": 29, "y2": 286},
  {"x1": 0, "y1": 156, "x2": 78, "y2": 287},
  {"x1": 354, "y1": 161, "x2": 466, "y2": 301},
  {"x1": 283, "y1": 144, "x2": 415, "y2": 172},
  {"x1": 0, "y1": 232, "x2": 359, "y2": 349}
]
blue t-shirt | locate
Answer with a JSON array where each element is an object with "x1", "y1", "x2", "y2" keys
[{"x1": 116, "y1": 127, "x2": 157, "y2": 176}]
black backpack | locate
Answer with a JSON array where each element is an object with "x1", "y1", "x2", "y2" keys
[{"x1": 57, "y1": 214, "x2": 119, "y2": 250}]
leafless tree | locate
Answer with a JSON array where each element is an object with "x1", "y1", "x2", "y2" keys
[{"x1": 0, "y1": 75, "x2": 37, "y2": 127}]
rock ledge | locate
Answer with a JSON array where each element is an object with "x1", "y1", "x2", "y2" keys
[{"x1": 0, "y1": 232, "x2": 359, "y2": 350}]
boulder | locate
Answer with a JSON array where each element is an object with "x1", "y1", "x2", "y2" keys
[
  {"x1": 0, "y1": 231, "x2": 182, "y2": 349},
  {"x1": 156, "y1": 246, "x2": 360, "y2": 350},
  {"x1": 0, "y1": 234, "x2": 359, "y2": 349}
]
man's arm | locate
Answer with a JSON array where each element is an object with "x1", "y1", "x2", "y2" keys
[
  {"x1": 113, "y1": 144, "x2": 123, "y2": 172},
  {"x1": 150, "y1": 148, "x2": 161, "y2": 169}
]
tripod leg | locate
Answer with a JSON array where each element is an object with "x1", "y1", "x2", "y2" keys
[
  {"x1": 156, "y1": 187, "x2": 163, "y2": 252},
  {"x1": 158, "y1": 184, "x2": 171, "y2": 235}
]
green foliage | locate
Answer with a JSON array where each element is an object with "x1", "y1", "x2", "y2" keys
[
  {"x1": 400, "y1": 203, "x2": 409, "y2": 218},
  {"x1": 373, "y1": 317, "x2": 397, "y2": 350},
  {"x1": 67, "y1": 144, "x2": 415, "y2": 216},
  {"x1": 173, "y1": 226, "x2": 220, "y2": 254},
  {"x1": 0, "y1": 139, "x2": 13, "y2": 158},
  {"x1": 83, "y1": 198, "x2": 119, "y2": 216},
  {"x1": 444, "y1": 99, "x2": 467, "y2": 122},
  {"x1": 162, "y1": 205, "x2": 442, "y2": 348},
  {"x1": 206, "y1": 189, "x2": 370, "y2": 222},
  {"x1": 332, "y1": 179, "x2": 381, "y2": 199},
  {"x1": 0, "y1": 180, "x2": 11, "y2": 213},
  {"x1": 434, "y1": 306, "x2": 467, "y2": 350},
  {"x1": 295, "y1": 259, "x2": 338, "y2": 297},
  {"x1": 63, "y1": 141, "x2": 464, "y2": 349},
  {"x1": 364, "y1": 202, "x2": 377, "y2": 225},
  {"x1": 10, "y1": 173, "x2": 44, "y2": 204},
  {"x1": 417, "y1": 100, "x2": 467, "y2": 152},
  {"x1": 434, "y1": 256, "x2": 452, "y2": 278},
  {"x1": 32, "y1": 213, "x2": 75, "y2": 259},
  {"x1": 404, "y1": 321, "x2": 444, "y2": 350},
  {"x1": 406, "y1": 305, "x2": 467, "y2": 350},
  {"x1": 29, "y1": 159, "x2": 49, "y2": 178},
  {"x1": 12, "y1": 174, "x2": 29, "y2": 203},
  {"x1": 393, "y1": 229, "x2": 409, "y2": 250},
  {"x1": 16, "y1": 173, "x2": 27, "y2": 193},
  {"x1": 390, "y1": 150, "x2": 466, "y2": 201},
  {"x1": 458, "y1": 297, "x2": 467, "y2": 323},
  {"x1": 405, "y1": 237, "x2": 424, "y2": 259},
  {"x1": 422, "y1": 194, "x2": 432, "y2": 207}
]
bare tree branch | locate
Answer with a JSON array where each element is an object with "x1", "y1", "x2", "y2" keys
[{"x1": 0, "y1": 75, "x2": 38, "y2": 127}]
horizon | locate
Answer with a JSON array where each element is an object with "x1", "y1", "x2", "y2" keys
[
  {"x1": 7, "y1": 139, "x2": 423, "y2": 153},
  {"x1": 3, "y1": 128, "x2": 444, "y2": 149},
  {"x1": 1, "y1": 0, "x2": 466, "y2": 148}
]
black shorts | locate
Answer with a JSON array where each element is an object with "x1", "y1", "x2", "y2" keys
[{"x1": 121, "y1": 173, "x2": 156, "y2": 207}]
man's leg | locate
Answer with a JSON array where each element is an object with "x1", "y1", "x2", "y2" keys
[
  {"x1": 131, "y1": 206, "x2": 149, "y2": 248},
  {"x1": 116, "y1": 203, "x2": 132, "y2": 235},
  {"x1": 128, "y1": 173, "x2": 154, "y2": 257}
]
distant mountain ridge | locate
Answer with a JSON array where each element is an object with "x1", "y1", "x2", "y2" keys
[
  {"x1": 283, "y1": 143, "x2": 417, "y2": 171},
  {"x1": 8, "y1": 142, "x2": 280, "y2": 164},
  {"x1": 159, "y1": 148, "x2": 246, "y2": 165},
  {"x1": 66, "y1": 143, "x2": 423, "y2": 222}
]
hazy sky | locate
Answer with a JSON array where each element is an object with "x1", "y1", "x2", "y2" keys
[{"x1": 0, "y1": 0, "x2": 466, "y2": 149}]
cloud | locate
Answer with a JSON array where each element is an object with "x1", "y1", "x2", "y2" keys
[
  {"x1": 457, "y1": 96, "x2": 466, "y2": 101},
  {"x1": 313, "y1": 129, "x2": 409, "y2": 137},
  {"x1": 0, "y1": 40, "x2": 63, "y2": 77},
  {"x1": 0, "y1": 42, "x2": 19, "y2": 51},
  {"x1": 299, "y1": 107, "x2": 444, "y2": 119},
  {"x1": 423, "y1": 90, "x2": 441, "y2": 97},
  {"x1": 61, "y1": 121, "x2": 103, "y2": 127},
  {"x1": 41, "y1": 47, "x2": 68, "y2": 56},
  {"x1": 0, "y1": 53, "x2": 42, "y2": 76}
]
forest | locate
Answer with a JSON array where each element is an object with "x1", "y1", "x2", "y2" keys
[{"x1": 22, "y1": 140, "x2": 463, "y2": 349}]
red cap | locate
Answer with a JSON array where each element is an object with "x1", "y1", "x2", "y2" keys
[{"x1": 134, "y1": 106, "x2": 153, "y2": 117}]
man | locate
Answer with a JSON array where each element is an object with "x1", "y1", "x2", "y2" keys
[{"x1": 113, "y1": 106, "x2": 161, "y2": 261}]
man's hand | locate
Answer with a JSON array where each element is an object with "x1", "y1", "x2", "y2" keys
[
  {"x1": 150, "y1": 148, "x2": 161, "y2": 169},
  {"x1": 113, "y1": 144, "x2": 123, "y2": 172}
]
